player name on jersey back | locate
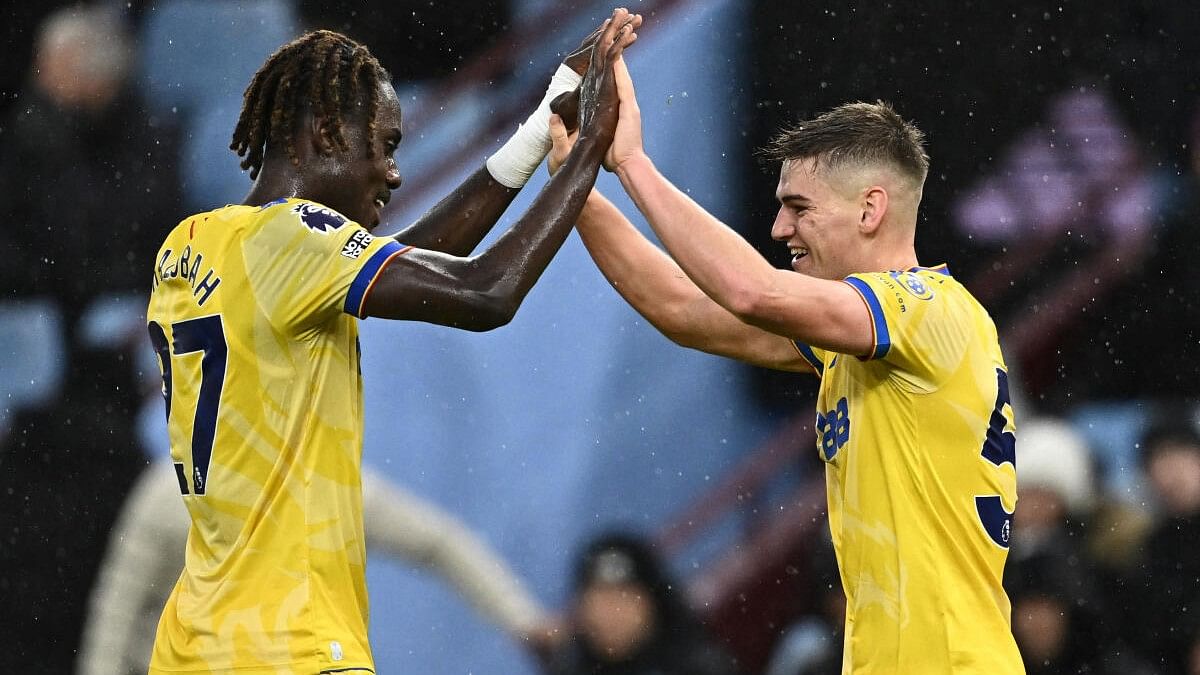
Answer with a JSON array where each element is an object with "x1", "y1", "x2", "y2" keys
[{"x1": 152, "y1": 243, "x2": 222, "y2": 305}]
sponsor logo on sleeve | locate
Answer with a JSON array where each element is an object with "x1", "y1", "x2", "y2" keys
[
  {"x1": 293, "y1": 202, "x2": 347, "y2": 234},
  {"x1": 891, "y1": 271, "x2": 935, "y2": 300},
  {"x1": 341, "y1": 229, "x2": 375, "y2": 259}
]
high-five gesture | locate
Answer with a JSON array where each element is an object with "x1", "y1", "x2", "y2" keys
[
  {"x1": 549, "y1": 52, "x2": 645, "y2": 172},
  {"x1": 605, "y1": 55, "x2": 644, "y2": 172},
  {"x1": 562, "y1": 21, "x2": 607, "y2": 76},
  {"x1": 577, "y1": 8, "x2": 641, "y2": 145}
]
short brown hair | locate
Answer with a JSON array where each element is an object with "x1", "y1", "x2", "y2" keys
[{"x1": 760, "y1": 101, "x2": 929, "y2": 187}]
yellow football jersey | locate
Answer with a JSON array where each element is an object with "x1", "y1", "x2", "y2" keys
[
  {"x1": 793, "y1": 265, "x2": 1023, "y2": 674},
  {"x1": 145, "y1": 198, "x2": 407, "y2": 674}
]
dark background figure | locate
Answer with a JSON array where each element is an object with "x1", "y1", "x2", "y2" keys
[
  {"x1": 1008, "y1": 553, "x2": 1157, "y2": 675},
  {"x1": 1125, "y1": 420, "x2": 1200, "y2": 675},
  {"x1": 0, "y1": 5, "x2": 181, "y2": 669},
  {"x1": 545, "y1": 532, "x2": 743, "y2": 675},
  {"x1": 761, "y1": 531, "x2": 844, "y2": 675},
  {"x1": 1003, "y1": 418, "x2": 1157, "y2": 674},
  {"x1": 0, "y1": 4, "x2": 179, "y2": 314}
]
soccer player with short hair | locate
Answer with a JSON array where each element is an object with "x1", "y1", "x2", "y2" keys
[
  {"x1": 145, "y1": 11, "x2": 639, "y2": 674},
  {"x1": 550, "y1": 60, "x2": 1023, "y2": 673}
]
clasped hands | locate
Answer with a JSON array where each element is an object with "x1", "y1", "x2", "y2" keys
[{"x1": 549, "y1": 8, "x2": 645, "y2": 176}]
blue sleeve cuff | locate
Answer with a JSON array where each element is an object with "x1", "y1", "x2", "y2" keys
[
  {"x1": 843, "y1": 276, "x2": 891, "y2": 360},
  {"x1": 793, "y1": 341, "x2": 824, "y2": 375},
  {"x1": 344, "y1": 240, "x2": 408, "y2": 318}
]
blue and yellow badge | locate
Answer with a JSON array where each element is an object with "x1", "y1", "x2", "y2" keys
[{"x1": 891, "y1": 271, "x2": 935, "y2": 300}]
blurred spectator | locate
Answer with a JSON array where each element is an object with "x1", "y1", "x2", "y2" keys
[
  {"x1": 0, "y1": 3, "x2": 179, "y2": 314},
  {"x1": 1004, "y1": 417, "x2": 1155, "y2": 673},
  {"x1": 762, "y1": 531, "x2": 843, "y2": 675},
  {"x1": 544, "y1": 532, "x2": 742, "y2": 675},
  {"x1": 0, "y1": 4, "x2": 73, "y2": 121},
  {"x1": 0, "y1": 4, "x2": 180, "y2": 668},
  {"x1": 1009, "y1": 553, "x2": 1156, "y2": 675},
  {"x1": 1127, "y1": 420, "x2": 1200, "y2": 674},
  {"x1": 1008, "y1": 418, "x2": 1095, "y2": 570},
  {"x1": 77, "y1": 460, "x2": 547, "y2": 675}
]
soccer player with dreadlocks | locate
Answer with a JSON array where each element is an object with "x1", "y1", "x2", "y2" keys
[{"x1": 145, "y1": 10, "x2": 639, "y2": 673}]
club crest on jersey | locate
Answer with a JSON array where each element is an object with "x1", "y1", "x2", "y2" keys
[
  {"x1": 293, "y1": 203, "x2": 347, "y2": 234},
  {"x1": 891, "y1": 271, "x2": 934, "y2": 300}
]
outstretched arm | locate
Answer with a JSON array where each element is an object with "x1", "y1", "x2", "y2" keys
[
  {"x1": 545, "y1": 115, "x2": 808, "y2": 371},
  {"x1": 604, "y1": 59, "x2": 872, "y2": 356},
  {"x1": 576, "y1": 190, "x2": 810, "y2": 371},
  {"x1": 385, "y1": 24, "x2": 604, "y2": 255},
  {"x1": 362, "y1": 9, "x2": 641, "y2": 330},
  {"x1": 386, "y1": 167, "x2": 519, "y2": 255}
]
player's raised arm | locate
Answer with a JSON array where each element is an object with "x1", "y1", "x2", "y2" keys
[
  {"x1": 361, "y1": 8, "x2": 641, "y2": 330},
  {"x1": 387, "y1": 23, "x2": 605, "y2": 255},
  {"x1": 604, "y1": 58, "x2": 875, "y2": 357},
  {"x1": 546, "y1": 113, "x2": 810, "y2": 373}
]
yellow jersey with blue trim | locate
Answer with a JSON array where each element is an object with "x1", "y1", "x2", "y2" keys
[
  {"x1": 144, "y1": 198, "x2": 407, "y2": 674},
  {"x1": 792, "y1": 265, "x2": 1023, "y2": 674}
]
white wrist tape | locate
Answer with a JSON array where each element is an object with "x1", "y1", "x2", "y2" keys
[{"x1": 486, "y1": 63, "x2": 583, "y2": 188}]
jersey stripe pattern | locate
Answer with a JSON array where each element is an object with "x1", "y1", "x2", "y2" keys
[
  {"x1": 145, "y1": 198, "x2": 402, "y2": 674},
  {"x1": 796, "y1": 265, "x2": 1023, "y2": 674}
]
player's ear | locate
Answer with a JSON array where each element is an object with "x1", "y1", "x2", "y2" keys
[
  {"x1": 859, "y1": 185, "x2": 888, "y2": 234},
  {"x1": 309, "y1": 113, "x2": 337, "y2": 157}
]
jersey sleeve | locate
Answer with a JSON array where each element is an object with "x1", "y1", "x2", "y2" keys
[
  {"x1": 243, "y1": 200, "x2": 408, "y2": 331},
  {"x1": 791, "y1": 339, "x2": 830, "y2": 376},
  {"x1": 842, "y1": 269, "x2": 973, "y2": 388}
]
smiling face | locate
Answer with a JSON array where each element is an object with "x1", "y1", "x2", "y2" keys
[
  {"x1": 771, "y1": 158, "x2": 866, "y2": 280},
  {"x1": 311, "y1": 81, "x2": 403, "y2": 228}
]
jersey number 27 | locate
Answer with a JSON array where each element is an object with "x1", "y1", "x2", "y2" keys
[{"x1": 148, "y1": 315, "x2": 227, "y2": 496}]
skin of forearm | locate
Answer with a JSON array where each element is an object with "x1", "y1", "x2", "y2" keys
[
  {"x1": 577, "y1": 190, "x2": 812, "y2": 370},
  {"x1": 388, "y1": 166, "x2": 521, "y2": 256},
  {"x1": 362, "y1": 135, "x2": 607, "y2": 329},
  {"x1": 464, "y1": 134, "x2": 607, "y2": 317},
  {"x1": 576, "y1": 190, "x2": 714, "y2": 341},
  {"x1": 613, "y1": 155, "x2": 873, "y2": 355},
  {"x1": 615, "y1": 154, "x2": 786, "y2": 322}
]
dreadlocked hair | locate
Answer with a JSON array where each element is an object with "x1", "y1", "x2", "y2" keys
[{"x1": 230, "y1": 30, "x2": 389, "y2": 179}]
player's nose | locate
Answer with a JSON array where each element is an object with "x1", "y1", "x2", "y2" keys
[
  {"x1": 770, "y1": 206, "x2": 792, "y2": 241},
  {"x1": 386, "y1": 167, "x2": 402, "y2": 190}
]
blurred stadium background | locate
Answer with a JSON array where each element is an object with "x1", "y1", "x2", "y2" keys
[{"x1": 1, "y1": 0, "x2": 1198, "y2": 673}]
